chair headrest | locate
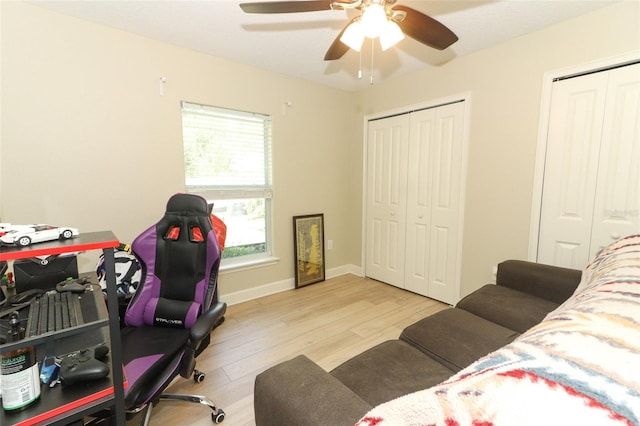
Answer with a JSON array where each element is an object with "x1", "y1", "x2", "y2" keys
[{"x1": 166, "y1": 193, "x2": 209, "y2": 216}]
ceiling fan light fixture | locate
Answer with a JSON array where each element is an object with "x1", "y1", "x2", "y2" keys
[
  {"x1": 360, "y1": 3, "x2": 386, "y2": 38},
  {"x1": 340, "y1": 20, "x2": 365, "y2": 51},
  {"x1": 379, "y1": 20, "x2": 404, "y2": 50},
  {"x1": 241, "y1": 1, "x2": 459, "y2": 62}
]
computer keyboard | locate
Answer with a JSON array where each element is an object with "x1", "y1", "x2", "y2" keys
[{"x1": 25, "y1": 291, "x2": 84, "y2": 337}]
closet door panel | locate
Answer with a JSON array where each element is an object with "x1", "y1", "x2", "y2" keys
[
  {"x1": 365, "y1": 115, "x2": 409, "y2": 286},
  {"x1": 590, "y1": 64, "x2": 640, "y2": 256},
  {"x1": 405, "y1": 109, "x2": 435, "y2": 296},
  {"x1": 404, "y1": 103, "x2": 464, "y2": 304},
  {"x1": 427, "y1": 103, "x2": 465, "y2": 304},
  {"x1": 537, "y1": 72, "x2": 608, "y2": 268}
]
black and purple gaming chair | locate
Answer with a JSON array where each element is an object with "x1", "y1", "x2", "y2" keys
[{"x1": 120, "y1": 193, "x2": 227, "y2": 425}]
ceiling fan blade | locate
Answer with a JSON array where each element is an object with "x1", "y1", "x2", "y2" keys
[
  {"x1": 324, "y1": 18, "x2": 356, "y2": 61},
  {"x1": 392, "y1": 5, "x2": 458, "y2": 50},
  {"x1": 240, "y1": 1, "x2": 333, "y2": 14}
]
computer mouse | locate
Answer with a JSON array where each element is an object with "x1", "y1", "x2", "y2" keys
[{"x1": 9, "y1": 288, "x2": 45, "y2": 305}]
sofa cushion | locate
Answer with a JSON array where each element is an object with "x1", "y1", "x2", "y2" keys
[
  {"x1": 254, "y1": 355, "x2": 372, "y2": 426},
  {"x1": 456, "y1": 284, "x2": 559, "y2": 333},
  {"x1": 400, "y1": 308, "x2": 520, "y2": 371},
  {"x1": 330, "y1": 340, "x2": 455, "y2": 407},
  {"x1": 496, "y1": 259, "x2": 581, "y2": 304}
]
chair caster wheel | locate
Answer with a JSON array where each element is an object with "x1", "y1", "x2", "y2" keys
[
  {"x1": 212, "y1": 409, "x2": 225, "y2": 423},
  {"x1": 194, "y1": 370, "x2": 206, "y2": 383}
]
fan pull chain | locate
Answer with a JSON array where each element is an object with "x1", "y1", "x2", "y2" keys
[
  {"x1": 370, "y1": 38, "x2": 375, "y2": 85},
  {"x1": 358, "y1": 48, "x2": 362, "y2": 79}
]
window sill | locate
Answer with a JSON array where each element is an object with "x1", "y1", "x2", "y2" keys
[{"x1": 220, "y1": 255, "x2": 280, "y2": 274}]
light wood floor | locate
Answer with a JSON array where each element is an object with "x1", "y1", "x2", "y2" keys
[{"x1": 145, "y1": 274, "x2": 448, "y2": 426}]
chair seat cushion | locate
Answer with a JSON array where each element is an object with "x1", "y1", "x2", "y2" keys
[
  {"x1": 121, "y1": 326, "x2": 190, "y2": 408},
  {"x1": 330, "y1": 340, "x2": 455, "y2": 407}
]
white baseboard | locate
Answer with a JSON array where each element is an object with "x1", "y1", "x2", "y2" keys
[{"x1": 220, "y1": 264, "x2": 362, "y2": 306}]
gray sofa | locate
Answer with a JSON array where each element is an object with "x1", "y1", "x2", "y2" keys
[{"x1": 254, "y1": 260, "x2": 582, "y2": 426}]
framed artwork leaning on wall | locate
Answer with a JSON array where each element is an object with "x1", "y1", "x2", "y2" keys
[{"x1": 293, "y1": 214, "x2": 325, "y2": 288}]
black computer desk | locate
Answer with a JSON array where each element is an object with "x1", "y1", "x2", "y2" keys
[
  {"x1": 0, "y1": 232, "x2": 125, "y2": 426},
  {"x1": 1, "y1": 286, "x2": 119, "y2": 425}
]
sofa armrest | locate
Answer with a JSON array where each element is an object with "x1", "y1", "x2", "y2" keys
[
  {"x1": 254, "y1": 355, "x2": 372, "y2": 426},
  {"x1": 496, "y1": 260, "x2": 581, "y2": 304}
]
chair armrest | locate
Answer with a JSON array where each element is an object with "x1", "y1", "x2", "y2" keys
[
  {"x1": 255, "y1": 355, "x2": 372, "y2": 426},
  {"x1": 190, "y1": 301, "x2": 227, "y2": 343},
  {"x1": 179, "y1": 301, "x2": 226, "y2": 378},
  {"x1": 496, "y1": 260, "x2": 581, "y2": 304}
]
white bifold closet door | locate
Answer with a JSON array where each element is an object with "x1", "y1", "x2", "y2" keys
[
  {"x1": 365, "y1": 101, "x2": 465, "y2": 305},
  {"x1": 365, "y1": 114, "x2": 410, "y2": 288},
  {"x1": 537, "y1": 63, "x2": 640, "y2": 269}
]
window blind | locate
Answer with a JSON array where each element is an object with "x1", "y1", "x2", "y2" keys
[{"x1": 181, "y1": 101, "x2": 272, "y2": 199}]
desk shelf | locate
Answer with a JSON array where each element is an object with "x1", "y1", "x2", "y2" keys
[
  {"x1": 0, "y1": 231, "x2": 126, "y2": 425},
  {"x1": 0, "y1": 285, "x2": 109, "y2": 354}
]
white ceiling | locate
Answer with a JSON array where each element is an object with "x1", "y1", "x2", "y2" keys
[{"x1": 29, "y1": 0, "x2": 619, "y2": 91}]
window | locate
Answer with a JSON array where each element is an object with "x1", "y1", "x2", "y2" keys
[{"x1": 181, "y1": 101, "x2": 273, "y2": 264}]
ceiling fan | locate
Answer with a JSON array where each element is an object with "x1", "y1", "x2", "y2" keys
[{"x1": 239, "y1": 0, "x2": 458, "y2": 61}]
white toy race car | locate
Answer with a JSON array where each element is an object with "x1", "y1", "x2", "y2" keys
[{"x1": 0, "y1": 224, "x2": 79, "y2": 247}]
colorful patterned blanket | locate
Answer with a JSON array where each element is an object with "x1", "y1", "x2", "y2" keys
[{"x1": 357, "y1": 235, "x2": 640, "y2": 426}]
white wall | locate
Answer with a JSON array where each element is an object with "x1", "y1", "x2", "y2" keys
[
  {"x1": 0, "y1": 2, "x2": 361, "y2": 299},
  {"x1": 356, "y1": 1, "x2": 640, "y2": 297},
  {"x1": 1, "y1": 1, "x2": 638, "y2": 302}
]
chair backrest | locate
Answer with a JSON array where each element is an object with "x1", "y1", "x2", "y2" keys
[{"x1": 124, "y1": 193, "x2": 221, "y2": 328}]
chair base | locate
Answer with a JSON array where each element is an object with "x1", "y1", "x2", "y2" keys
[
  {"x1": 131, "y1": 393, "x2": 225, "y2": 426},
  {"x1": 161, "y1": 393, "x2": 225, "y2": 423}
]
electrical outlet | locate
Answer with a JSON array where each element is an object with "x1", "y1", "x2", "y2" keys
[{"x1": 327, "y1": 240, "x2": 333, "y2": 250}]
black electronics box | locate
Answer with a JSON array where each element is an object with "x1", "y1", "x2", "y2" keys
[{"x1": 14, "y1": 255, "x2": 79, "y2": 293}]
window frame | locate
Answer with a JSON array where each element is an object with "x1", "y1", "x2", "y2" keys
[{"x1": 180, "y1": 101, "x2": 276, "y2": 269}]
